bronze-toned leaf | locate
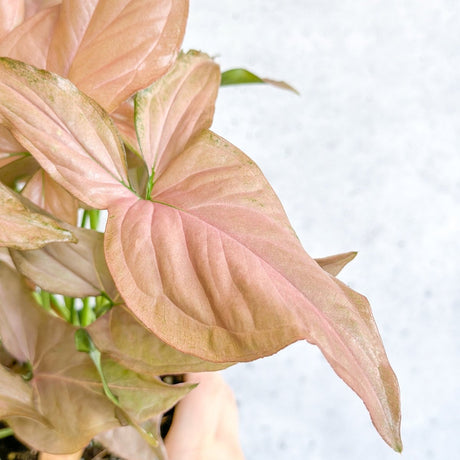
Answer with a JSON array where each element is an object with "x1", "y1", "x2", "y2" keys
[{"x1": 0, "y1": 182, "x2": 76, "y2": 250}]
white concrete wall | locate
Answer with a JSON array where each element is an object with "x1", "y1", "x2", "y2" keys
[{"x1": 183, "y1": 2, "x2": 460, "y2": 459}]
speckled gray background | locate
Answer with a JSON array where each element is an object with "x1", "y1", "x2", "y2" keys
[{"x1": 182, "y1": 1, "x2": 460, "y2": 459}]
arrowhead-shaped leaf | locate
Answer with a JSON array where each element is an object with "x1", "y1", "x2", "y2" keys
[
  {"x1": 0, "y1": 182, "x2": 76, "y2": 250},
  {"x1": 89, "y1": 307, "x2": 232, "y2": 375},
  {"x1": 47, "y1": 0, "x2": 189, "y2": 113},
  {"x1": 105, "y1": 131, "x2": 402, "y2": 450},
  {"x1": 0, "y1": 261, "x2": 193, "y2": 454},
  {"x1": 0, "y1": 58, "x2": 132, "y2": 209},
  {"x1": 134, "y1": 51, "x2": 220, "y2": 176}
]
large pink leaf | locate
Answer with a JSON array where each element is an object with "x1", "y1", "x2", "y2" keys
[
  {"x1": 0, "y1": 5, "x2": 59, "y2": 68},
  {"x1": 134, "y1": 51, "x2": 220, "y2": 175},
  {"x1": 105, "y1": 131, "x2": 402, "y2": 450},
  {"x1": 0, "y1": 261, "x2": 193, "y2": 454},
  {"x1": 47, "y1": 0, "x2": 189, "y2": 113},
  {"x1": 0, "y1": 182, "x2": 76, "y2": 250},
  {"x1": 0, "y1": 58, "x2": 133, "y2": 209}
]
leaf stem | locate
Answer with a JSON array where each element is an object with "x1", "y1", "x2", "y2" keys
[{"x1": 0, "y1": 427, "x2": 14, "y2": 439}]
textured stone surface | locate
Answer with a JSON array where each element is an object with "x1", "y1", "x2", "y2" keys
[{"x1": 183, "y1": 1, "x2": 460, "y2": 459}]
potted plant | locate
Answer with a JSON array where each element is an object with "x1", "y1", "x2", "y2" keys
[{"x1": 0, "y1": 1, "x2": 401, "y2": 458}]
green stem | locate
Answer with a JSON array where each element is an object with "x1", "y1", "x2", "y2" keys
[
  {"x1": 50, "y1": 295, "x2": 71, "y2": 322},
  {"x1": 0, "y1": 427, "x2": 14, "y2": 439},
  {"x1": 40, "y1": 291, "x2": 51, "y2": 311},
  {"x1": 89, "y1": 209, "x2": 99, "y2": 230},
  {"x1": 80, "y1": 297, "x2": 95, "y2": 327},
  {"x1": 145, "y1": 168, "x2": 155, "y2": 200}
]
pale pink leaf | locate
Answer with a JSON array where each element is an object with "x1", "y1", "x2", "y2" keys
[
  {"x1": 0, "y1": 261, "x2": 192, "y2": 454},
  {"x1": 52, "y1": 0, "x2": 189, "y2": 113},
  {"x1": 10, "y1": 225, "x2": 118, "y2": 298},
  {"x1": 0, "y1": 1, "x2": 25, "y2": 40},
  {"x1": 89, "y1": 307, "x2": 232, "y2": 375},
  {"x1": 0, "y1": 6, "x2": 59, "y2": 68},
  {"x1": 315, "y1": 251, "x2": 357, "y2": 276},
  {"x1": 0, "y1": 182, "x2": 76, "y2": 250},
  {"x1": 22, "y1": 170, "x2": 79, "y2": 225},
  {"x1": 105, "y1": 130, "x2": 402, "y2": 450},
  {"x1": 0, "y1": 58, "x2": 133, "y2": 209},
  {"x1": 134, "y1": 50, "x2": 220, "y2": 175},
  {"x1": 45, "y1": 0, "x2": 98, "y2": 77}
]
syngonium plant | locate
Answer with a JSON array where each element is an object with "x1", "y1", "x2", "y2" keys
[{"x1": 0, "y1": 1, "x2": 402, "y2": 458}]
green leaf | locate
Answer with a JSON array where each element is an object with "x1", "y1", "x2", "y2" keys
[{"x1": 221, "y1": 68, "x2": 299, "y2": 94}]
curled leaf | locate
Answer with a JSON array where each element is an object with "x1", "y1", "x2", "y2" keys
[
  {"x1": 221, "y1": 68, "x2": 299, "y2": 94},
  {"x1": 315, "y1": 251, "x2": 357, "y2": 276},
  {"x1": 0, "y1": 182, "x2": 76, "y2": 250}
]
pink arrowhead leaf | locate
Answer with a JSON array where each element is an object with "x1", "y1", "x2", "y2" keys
[
  {"x1": 0, "y1": 58, "x2": 133, "y2": 209},
  {"x1": 0, "y1": 182, "x2": 76, "y2": 250},
  {"x1": 105, "y1": 131, "x2": 402, "y2": 450},
  {"x1": 10, "y1": 225, "x2": 117, "y2": 299},
  {"x1": 0, "y1": 261, "x2": 193, "y2": 454},
  {"x1": 134, "y1": 50, "x2": 220, "y2": 176},
  {"x1": 89, "y1": 307, "x2": 232, "y2": 375},
  {"x1": 315, "y1": 251, "x2": 358, "y2": 276},
  {"x1": 47, "y1": 0, "x2": 189, "y2": 113}
]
